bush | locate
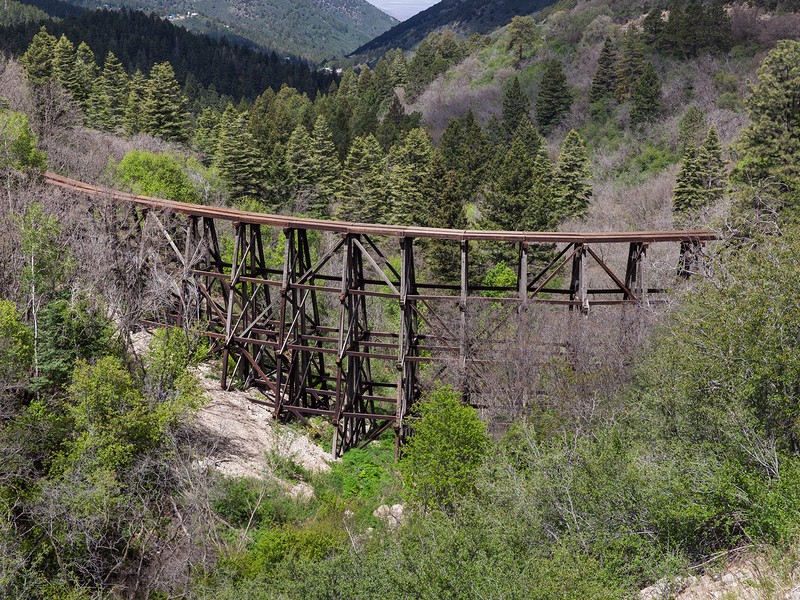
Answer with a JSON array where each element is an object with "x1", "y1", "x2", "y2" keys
[
  {"x1": 399, "y1": 387, "x2": 489, "y2": 511},
  {"x1": 115, "y1": 150, "x2": 199, "y2": 202}
]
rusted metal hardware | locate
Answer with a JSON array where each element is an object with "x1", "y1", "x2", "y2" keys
[{"x1": 45, "y1": 172, "x2": 717, "y2": 456}]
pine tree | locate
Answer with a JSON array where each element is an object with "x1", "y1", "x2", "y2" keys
[
  {"x1": 123, "y1": 70, "x2": 146, "y2": 136},
  {"x1": 426, "y1": 155, "x2": 468, "y2": 280},
  {"x1": 386, "y1": 128, "x2": 434, "y2": 226},
  {"x1": 678, "y1": 106, "x2": 707, "y2": 152},
  {"x1": 696, "y1": 125, "x2": 726, "y2": 204},
  {"x1": 141, "y1": 62, "x2": 189, "y2": 142},
  {"x1": 337, "y1": 134, "x2": 387, "y2": 223},
  {"x1": 308, "y1": 115, "x2": 341, "y2": 217},
  {"x1": 389, "y1": 49, "x2": 409, "y2": 89},
  {"x1": 501, "y1": 76, "x2": 531, "y2": 137},
  {"x1": 590, "y1": 37, "x2": 617, "y2": 104},
  {"x1": 484, "y1": 133, "x2": 535, "y2": 231},
  {"x1": 71, "y1": 42, "x2": 98, "y2": 112},
  {"x1": 214, "y1": 105, "x2": 266, "y2": 201},
  {"x1": 21, "y1": 27, "x2": 56, "y2": 84},
  {"x1": 642, "y1": 9, "x2": 665, "y2": 46},
  {"x1": 377, "y1": 93, "x2": 418, "y2": 150},
  {"x1": 527, "y1": 145, "x2": 557, "y2": 231},
  {"x1": 536, "y1": 61, "x2": 572, "y2": 134},
  {"x1": 52, "y1": 35, "x2": 76, "y2": 91},
  {"x1": 507, "y1": 16, "x2": 537, "y2": 64},
  {"x1": 100, "y1": 52, "x2": 128, "y2": 131},
  {"x1": 615, "y1": 30, "x2": 645, "y2": 100},
  {"x1": 630, "y1": 62, "x2": 663, "y2": 126},
  {"x1": 440, "y1": 110, "x2": 491, "y2": 197},
  {"x1": 735, "y1": 40, "x2": 800, "y2": 204},
  {"x1": 673, "y1": 145, "x2": 706, "y2": 213},
  {"x1": 194, "y1": 106, "x2": 222, "y2": 158},
  {"x1": 553, "y1": 130, "x2": 592, "y2": 219}
]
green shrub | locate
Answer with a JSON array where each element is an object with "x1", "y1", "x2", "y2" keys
[{"x1": 115, "y1": 150, "x2": 198, "y2": 202}]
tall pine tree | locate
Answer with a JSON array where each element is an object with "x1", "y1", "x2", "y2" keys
[
  {"x1": 590, "y1": 38, "x2": 617, "y2": 104},
  {"x1": 630, "y1": 62, "x2": 663, "y2": 126},
  {"x1": 386, "y1": 128, "x2": 434, "y2": 226},
  {"x1": 337, "y1": 134, "x2": 387, "y2": 223},
  {"x1": 553, "y1": 130, "x2": 592, "y2": 219},
  {"x1": 501, "y1": 76, "x2": 531, "y2": 138},
  {"x1": 214, "y1": 105, "x2": 266, "y2": 202},
  {"x1": 536, "y1": 61, "x2": 572, "y2": 134},
  {"x1": 140, "y1": 62, "x2": 189, "y2": 142}
]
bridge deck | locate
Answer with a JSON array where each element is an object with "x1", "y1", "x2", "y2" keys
[{"x1": 44, "y1": 172, "x2": 717, "y2": 244}]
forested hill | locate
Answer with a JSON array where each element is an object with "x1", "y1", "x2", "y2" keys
[
  {"x1": 25, "y1": 0, "x2": 399, "y2": 62},
  {"x1": 350, "y1": 0, "x2": 558, "y2": 58},
  {"x1": 0, "y1": 2, "x2": 337, "y2": 99}
]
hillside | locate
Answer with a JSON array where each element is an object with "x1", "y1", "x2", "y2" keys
[
  {"x1": 3, "y1": 0, "x2": 800, "y2": 596},
  {"x1": 22, "y1": 0, "x2": 399, "y2": 61},
  {"x1": 350, "y1": 0, "x2": 558, "y2": 57}
]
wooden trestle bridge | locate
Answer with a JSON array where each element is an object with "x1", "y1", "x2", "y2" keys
[{"x1": 45, "y1": 172, "x2": 717, "y2": 456}]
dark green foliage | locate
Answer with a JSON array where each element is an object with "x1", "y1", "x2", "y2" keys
[
  {"x1": 89, "y1": 51, "x2": 128, "y2": 132},
  {"x1": 284, "y1": 116, "x2": 341, "y2": 217},
  {"x1": 672, "y1": 145, "x2": 706, "y2": 213},
  {"x1": 34, "y1": 292, "x2": 115, "y2": 391},
  {"x1": 386, "y1": 127, "x2": 434, "y2": 226},
  {"x1": 507, "y1": 15, "x2": 537, "y2": 63},
  {"x1": 214, "y1": 105, "x2": 266, "y2": 201},
  {"x1": 501, "y1": 75, "x2": 531, "y2": 137},
  {"x1": 590, "y1": 37, "x2": 617, "y2": 104},
  {"x1": 630, "y1": 62, "x2": 663, "y2": 126},
  {"x1": 425, "y1": 156, "x2": 468, "y2": 280},
  {"x1": 553, "y1": 129, "x2": 592, "y2": 219},
  {"x1": 406, "y1": 29, "x2": 467, "y2": 97},
  {"x1": 734, "y1": 40, "x2": 800, "y2": 209},
  {"x1": 678, "y1": 106, "x2": 707, "y2": 151},
  {"x1": 20, "y1": 25, "x2": 55, "y2": 84},
  {"x1": 2, "y1": 9, "x2": 337, "y2": 103},
  {"x1": 439, "y1": 109, "x2": 491, "y2": 198},
  {"x1": 615, "y1": 30, "x2": 645, "y2": 101},
  {"x1": 141, "y1": 62, "x2": 189, "y2": 142},
  {"x1": 337, "y1": 134, "x2": 387, "y2": 223},
  {"x1": 399, "y1": 387, "x2": 489, "y2": 511},
  {"x1": 536, "y1": 60, "x2": 572, "y2": 134},
  {"x1": 697, "y1": 125, "x2": 726, "y2": 204},
  {"x1": 641, "y1": 9, "x2": 665, "y2": 46},
  {"x1": 652, "y1": 1, "x2": 733, "y2": 57},
  {"x1": 376, "y1": 93, "x2": 420, "y2": 151}
]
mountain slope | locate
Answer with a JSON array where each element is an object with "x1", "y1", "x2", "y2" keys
[
  {"x1": 350, "y1": 0, "x2": 558, "y2": 57},
  {"x1": 22, "y1": 0, "x2": 399, "y2": 61}
]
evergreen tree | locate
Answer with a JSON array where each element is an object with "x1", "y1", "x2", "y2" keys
[
  {"x1": 615, "y1": 30, "x2": 645, "y2": 100},
  {"x1": 484, "y1": 133, "x2": 535, "y2": 231},
  {"x1": 194, "y1": 106, "x2": 222, "y2": 158},
  {"x1": 71, "y1": 42, "x2": 98, "y2": 112},
  {"x1": 337, "y1": 134, "x2": 387, "y2": 223},
  {"x1": 426, "y1": 154, "x2": 468, "y2": 280},
  {"x1": 389, "y1": 49, "x2": 409, "y2": 89},
  {"x1": 553, "y1": 130, "x2": 592, "y2": 219},
  {"x1": 140, "y1": 62, "x2": 189, "y2": 142},
  {"x1": 642, "y1": 9, "x2": 665, "y2": 46},
  {"x1": 100, "y1": 52, "x2": 128, "y2": 130},
  {"x1": 678, "y1": 106, "x2": 707, "y2": 152},
  {"x1": 696, "y1": 125, "x2": 726, "y2": 204},
  {"x1": 52, "y1": 35, "x2": 76, "y2": 92},
  {"x1": 21, "y1": 26, "x2": 56, "y2": 84},
  {"x1": 535, "y1": 61, "x2": 572, "y2": 134},
  {"x1": 630, "y1": 62, "x2": 663, "y2": 127},
  {"x1": 123, "y1": 70, "x2": 146, "y2": 136},
  {"x1": 440, "y1": 110, "x2": 491, "y2": 197},
  {"x1": 507, "y1": 16, "x2": 537, "y2": 64},
  {"x1": 386, "y1": 128, "x2": 434, "y2": 226},
  {"x1": 673, "y1": 144, "x2": 706, "y2": 213},
  {"x1": 285, "y1": 116, "x2": 341, "y2": 217},
  {"x1": 377, "y1": 93, "x2": 419, "y2": 150},
  {"x1": 735, "y1": 40, "x2": 800, "y2": 205},
  {"x1": 501, "y1": 76, "x2": 531, "y2": 137},
  {"x1": 214, "y1": 105, "x2": 266, "y2": 201},
  {"x1": 590, "y1": 37, "x2": 617, "y2": 104}
]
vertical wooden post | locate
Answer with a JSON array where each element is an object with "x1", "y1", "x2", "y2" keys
[
  {"x1": 274, "y1": 228, "x2": 293, "y2": 419},
  {"x1": 459, "y1": 240, "x2": 469, "y2": 401}
]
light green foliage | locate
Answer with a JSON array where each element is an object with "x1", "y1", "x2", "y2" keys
[
  {"x1": 140, "y1": 62, "x2": 189, "y2": 142},
  {"x1": 553, "y1": 129, "x2": 592, "y2": 219},
  {"x1": 143, "y1": 328, "x2": 207, "y2": 407},
  {"x1": 0, "y1": 300, "x2": 33, "y2": 390},
  {"x1": 482, "y1": 262, "x2": 516, "y2": 298},
  {"x1": 0, "y1": 109, "x2": 46, "y2": 176},
  {"x1": 399, "y1": 387, "x2": 489, "y2": 511},
  {"x1": 536, "y1": 60, "x2": 572, "y2": 134},
  {"x1": 735, "y1": 40, "x2": 800, "y2": 208},
  {"x1": 115, "y1": 150, "x2": 199, "y2": 202}
]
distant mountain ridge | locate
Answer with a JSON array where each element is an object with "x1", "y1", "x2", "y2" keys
[
  {"x1": 350, "y1": 0, "x2": 559, "y2": 57},
  {"x1": 27, "y1": 0, "x2": 399, "y2": 61}
]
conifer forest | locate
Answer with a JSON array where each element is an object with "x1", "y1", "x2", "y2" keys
[{"x1": 2, "y1": 0, "x2": 800, "y2": 597}]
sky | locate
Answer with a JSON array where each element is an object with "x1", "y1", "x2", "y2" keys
[{"x1": 366, "y1": 0, "x2": 440, "y2": 21}]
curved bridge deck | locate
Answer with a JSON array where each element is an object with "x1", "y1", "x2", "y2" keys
[{"x1": 45, "y1": 172, "x2": 717, "y2": 456}]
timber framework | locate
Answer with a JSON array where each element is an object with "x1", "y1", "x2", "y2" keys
[{"x1": 45, "y1": 172, "x2": 717, "y2": 456}]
